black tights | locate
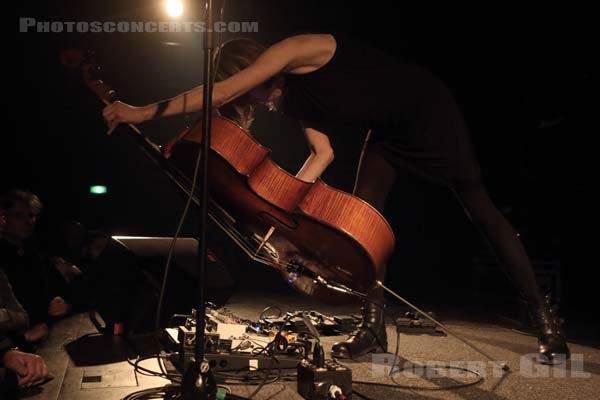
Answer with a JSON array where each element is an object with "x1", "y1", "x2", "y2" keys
[{"x1": 353, "y1": 141, "x2": 544, "y2": 308}]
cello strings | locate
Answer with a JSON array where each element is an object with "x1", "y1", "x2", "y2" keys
[
  {"x1": 213, "y1": 212, "x2": 360, "y2": 293},
  {"x1": 209, "y1": 209, "x2": 321, "y2": 273}
]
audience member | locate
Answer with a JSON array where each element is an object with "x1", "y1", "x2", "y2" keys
[
  {"x1": 0, "y1": 201, "x2": 29, "y2": 336},
  {"x1": 81, "y1": 230, "x2": 110, "y2": 264},
  {"x1": 1, "y1": 197, "x2": 53, "y2": 397},
  {"x1": 49, "y1": 220, "x2": 86, "y2": 264},
  {"x1": 0, "y1": 190, "x2": 70, "y2": 346}
]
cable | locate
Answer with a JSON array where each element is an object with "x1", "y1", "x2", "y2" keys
[
  {"x1": 217, "y1": 385, "x2": 232, "y2": 394},
  {"x1": 246, "y1": 355, "x2": 280, "y2": 399},
  {"x1": 377, "y1": 280, "x2": 510, "y2": 372},
  {"x1": 230, "y1": 339, "x2": 253, "y2": 352},
  {"x1": 510, "y1": 327, "x2": 537, "y2": 337},
  {"x1": 211, "y1": 312, "x2": 300, "y2": 399},
  {"x1": 127, "y1": 354, "x2": 183, "y2": 383},
  {"x1": 353, "y1": 367, "x2": 484, "y2": 392},
  {"x1": 213, "y1": 347, "x2": 282, "y2": 397},
  {"x1": 215, "y1": 392, "x2": 252, "y2": 400},
  {"x1": 121, "y1": 384, "x2": 180, "y2": 400},
  {"x1": 259, "y1": 305, "x2": 282, "y2": 320},
  {"x1": 351, "y1": 329, "x2": 484, "y2": 393}
]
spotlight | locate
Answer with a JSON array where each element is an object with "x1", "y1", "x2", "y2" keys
[{"x1": 166, "y1": 0, "x2": 183, "y2": 18}]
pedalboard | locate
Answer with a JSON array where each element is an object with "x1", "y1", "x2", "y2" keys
[
  {"x1": 173, "y1": 346, "x2": 303, "y2": 372},
  {"x1": 165, "y1": 325, "x2": 307, "y2": 372}
]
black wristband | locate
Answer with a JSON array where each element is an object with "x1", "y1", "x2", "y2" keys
[{"x1": 152, "y1": 100, "x2": 170, "y2": 119}]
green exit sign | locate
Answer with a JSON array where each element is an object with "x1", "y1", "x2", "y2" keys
[{"x1": 90, "y1": 185, "x2": 108, "y2": 195}]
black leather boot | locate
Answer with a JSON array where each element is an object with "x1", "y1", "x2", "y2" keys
[
  {"x1": 527, "y1": 295, "x2": 570, "y2": 365},
  {"x1": 331, "y1": 286, "x2": 387, "y2": 359}
]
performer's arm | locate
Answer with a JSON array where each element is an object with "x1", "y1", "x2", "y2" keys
[
  {"x1": 296, "y1": 123, "x2": 334, "y2": 183},
  {"x1": 102, "y1": 34, "x2": 335, "y2": 131}
]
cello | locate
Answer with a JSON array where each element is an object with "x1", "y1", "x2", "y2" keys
[{"x1": 64, "y1": 48, "x2": 395, "y2": 303}]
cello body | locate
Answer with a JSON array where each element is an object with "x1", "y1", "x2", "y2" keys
[{"x1": 165, "y1": 116, "x2": 395, "y2": 300}]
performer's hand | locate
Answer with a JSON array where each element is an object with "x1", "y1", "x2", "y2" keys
[{"x1": 102, "y1": 101, "x2": 145, "y2": 134}]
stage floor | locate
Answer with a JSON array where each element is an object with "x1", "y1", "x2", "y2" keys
[{"x1": 23, "y1": 289, "x2": 600, "y2": 400}]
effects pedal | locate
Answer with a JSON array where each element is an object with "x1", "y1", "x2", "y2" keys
[
  {"x1": 395, "y1": 312, "x2": 446, "y2": 336},
  {"x1": 288, "y1": 311, "x2": 339, "y2": 336},
  {"x1": 332, "y1": 315, "x2": 361, "y2": 334},
  {"x1": 297, "y1": 358, "x2": 352, "y2": 400}
]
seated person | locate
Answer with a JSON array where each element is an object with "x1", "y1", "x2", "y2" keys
[
  {"x1": 1, "y1": 201, "x2": 29, "y2": 337},
  {"x1": 49, "y1": 220, "x2": 87, "y2": 264},
  {"x1": 1, "y1": 199, "x2": 53, "y2": 396},
  {"x1": 0, "y1": 190, "x2": 70, "y2": 347},
  {"x1": 47, "y1": 221, "x2": 87, "y2": 284},
  {"x1": 52, "y1": 229, "x2": 110, "y2": 313}
]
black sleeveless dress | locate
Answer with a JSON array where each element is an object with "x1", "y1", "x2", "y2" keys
[{"x1": 282, "y1": 31, "x2": 482, "y2": 190}]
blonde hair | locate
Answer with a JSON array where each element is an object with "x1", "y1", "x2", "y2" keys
[{"x1": 213, "y1": 38, "x2": 267, "y2": 129}]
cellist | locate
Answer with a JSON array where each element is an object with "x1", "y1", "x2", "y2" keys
[{"x1": 102, "y1": 32, "x2": 569, "y2": 364}]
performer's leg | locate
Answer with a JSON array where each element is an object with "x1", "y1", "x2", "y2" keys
[
  {"x1": 352, "y1": 138, "x2": 397, "y2": 283},
  {"x1": 352, "y1": 135, "x2": 398, "y2": 219},
  {"x1": 332, "y1": 141, "x2": 396, "y2": 359},
  {"x1": 453, "y1": 183, "x2": 569, "y2": 363}
]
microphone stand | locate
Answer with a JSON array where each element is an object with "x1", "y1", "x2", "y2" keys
[{"x1": 181, "y1": 0, "x2": 217, "y2": 398}]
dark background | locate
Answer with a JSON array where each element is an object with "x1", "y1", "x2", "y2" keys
[{"x1": 4, "y1": 1, "x2": 594, "y2": 326}]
